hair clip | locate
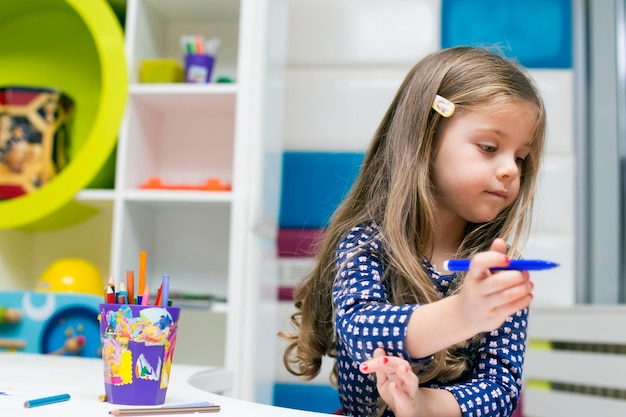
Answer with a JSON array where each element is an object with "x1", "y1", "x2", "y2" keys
[{"x1": 432, "y1": 94, "x2": 455, "y2": 117}]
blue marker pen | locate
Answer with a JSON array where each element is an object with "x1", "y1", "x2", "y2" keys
[{"x1": 443, "y1": 259, "x2": 559, "y2": 271}]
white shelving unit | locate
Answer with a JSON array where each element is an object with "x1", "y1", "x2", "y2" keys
[
  {"x1": 111, "y1": 0, "x2": 286, "y2": 403},
  {"x1": 0, "y1": 0, "x2": 286, "y2": 405}
]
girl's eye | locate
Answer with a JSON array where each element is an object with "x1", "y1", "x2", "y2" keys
[
  {"x1": 515, "y1": 156, "x2": 526, "y2": 164},
  {"x1": 479, "y1": 144, "x2": 497, "y2": 153}
]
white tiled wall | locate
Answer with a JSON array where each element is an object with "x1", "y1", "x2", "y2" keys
[
  {"x1": 527, "y1": 69, "x2": 576, "y2": 306},
  {"x1": 286, "y1": 0, "x2": 440, "y2": 66},
  {"x1": 277, "y1": 0, "x2": 577, "y2": 384},
  {"x1": 284, "y1": 0, "x2": 440, "y2": 151}
]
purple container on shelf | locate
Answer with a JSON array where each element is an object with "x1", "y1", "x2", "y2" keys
[
  {"x1": 98, "y1": 303, "x2": 181, "y2": 405},
  {"x1": 184, "y1": 54, "x2": 214, "y2": 83}
]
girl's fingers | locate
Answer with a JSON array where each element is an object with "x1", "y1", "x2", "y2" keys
[
  {"x1": 492, "y1": 293, "x2": 533, "y2": 318},
  {"x1": 372, "y1": 347, "x2": 387, "y2": 360},
  {"x1": 360, "y1": 352, "x2": 406, "y2": 374},
  {"x1": 466, "y1": 238, "x2": 514, "y2": 281},
  {"x1": 359, "y1": 354, "x2": 419, "y2": 392},
  {"x1": 393, "y1": 363, "x2": 419, "y2": 393},
  {"x1": 479, "y1": 270, "x2": 530, "y2": 296},
  {"x1": 490, "y1": 238, "x2": 507, "y2": 253}
]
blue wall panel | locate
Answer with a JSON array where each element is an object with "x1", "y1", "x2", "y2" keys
[
  {"x1": 279, "y1": 152, "x2": 364, "y2": 228},
  {"x1": 273, "y1": 383, "x2": 342, "y2": 414},
  {"x1": 442, "y1": 0, "x2": 572, "y2": 68}
]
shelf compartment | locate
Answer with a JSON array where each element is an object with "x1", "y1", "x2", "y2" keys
[
  {"x1": 122, "y1": 89, "x2": 236, "y2": 192},
  {"x1": 116, "y1": 201, "x2": 230, "y2": 301},
  {"x1": 128, "y1": 0, "x2": 241, "y2": 83}
]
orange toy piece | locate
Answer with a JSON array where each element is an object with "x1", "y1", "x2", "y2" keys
[
  {"x1": 0, "y1": 307, "x2": 22, "y2": 324},
  {"x1": 49, "y1": 334, "x2": 86, "y2": 355},
  {"x1": 140, "y1": 176, "x2": 231, "y2": 191}
]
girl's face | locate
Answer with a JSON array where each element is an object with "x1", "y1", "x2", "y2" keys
[{"x1": 431, "y1": 100, "x2": 537, "y2": 226}]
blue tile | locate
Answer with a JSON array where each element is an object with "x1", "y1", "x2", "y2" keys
[
  {"x1": 279, "y1": 152, "x2": 364, "y2": 228},
  {"x1": 442, "y1": 0, "x2": 572, "y2": 68},
  {"x1": 273, "y1": 383, "x2": 342, "y2": 413}
]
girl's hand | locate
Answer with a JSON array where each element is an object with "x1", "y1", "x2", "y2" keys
[
  {"x1": 359, "y1": 348, "x2": 424, "y2": 417},
  {"x1": 460, "y1": 238, "x2": 533, "y2": 333}
]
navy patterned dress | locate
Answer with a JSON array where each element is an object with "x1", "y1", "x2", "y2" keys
[{"x1": 333, "y1": 223, "x2": 527, "y2": 417}]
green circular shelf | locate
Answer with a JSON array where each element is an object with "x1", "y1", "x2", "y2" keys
[{"x1": 0, "y1": 0, "x2": 126, "y2": 228}]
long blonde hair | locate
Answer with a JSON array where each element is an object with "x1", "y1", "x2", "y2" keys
[{"x1": 280, "y1": 46, "x2": 546, "y2": 386}]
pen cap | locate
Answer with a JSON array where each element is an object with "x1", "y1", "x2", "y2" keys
[{"x1": 98, "y1": 304, "x2": 181, "y2": 405}]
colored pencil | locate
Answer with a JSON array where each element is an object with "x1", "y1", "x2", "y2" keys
[
  {"x1": 139, "y1": 251, "x2": 147, "y2": 296},
  {"x1": 127, "y1": 270, "x2": 135, "y2": 304},
  {"x1": 161, "y1": 274, "x2": 170, "y2": 307},
  {"x1": 109, "y1": 404, "x2": 220, "y2": 415},
  {"x1": 106, "y1": 285, "x2": 115, "y2": 304},
  {"x1": 141, "y1": 284, "x2": 150, "y2": 306},
  {"x1": 154, "y1": 283, "x2": 163, "y2": 307},
  {"x1": 24, "y1": 393, "x2": 70, "y2": 408},
  {"x1": 117, "y1": 282, "x2": 127, "y2": 304}
]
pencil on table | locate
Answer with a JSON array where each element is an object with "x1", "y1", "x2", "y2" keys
[
  {"x1": 24, "y1": 393, "x2": 71, "y2": 408},
  {"x1": 109, "y1": 404, "x2": 220, "y2": 415}
]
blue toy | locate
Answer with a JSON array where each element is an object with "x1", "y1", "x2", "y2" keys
[{"x1": 0, "y1": 290, "x2": 101, "y2": 358}]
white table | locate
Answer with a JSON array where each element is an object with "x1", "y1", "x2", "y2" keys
[{"x1": 0, "y1": 353, "x2": 332, "y2": 416}]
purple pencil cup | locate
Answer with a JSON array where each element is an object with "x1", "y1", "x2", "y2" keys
[
  {"x1": 98, "y1": 303, "x2": 181, "y2": 405},
  {"x1": 184, "y1": 54, "x2": 214, "y2": 83}
]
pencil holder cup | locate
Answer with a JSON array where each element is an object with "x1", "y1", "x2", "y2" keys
[
  {"x1": 184, "y1": 54, "x2": 214, "y2": 83},
  {"x1": 98, "y1": 303, "x2": 181, "y2": 405}
]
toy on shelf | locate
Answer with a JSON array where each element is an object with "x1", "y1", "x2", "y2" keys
[
  {"x1": 49, "y1": 334, "x2": 86, "y2": 355},
  {"x1": 0, "y1": 306, "x2": 24, "y2": 350},
  {"x1": 0, "y1": 291, "x2": 102, "y2": 357},
  {"x1": 0, "y1": 86, "x2": 73, "y2": 199},
  {"x1": 140, "y1": 177, "x2": 231, "y2": 191},
  {"x1": 140, "y1": 59, "x2": 184, "y2": 83},
  {"x1": 0, "y1": 338, "x2": 26, "y2": 350},
  {"x1": 36, "y1": 258, "x2": 105, "y2": 296},
  {"x1": 0, "y1": 306, "x2": 22, "y2": 324}
]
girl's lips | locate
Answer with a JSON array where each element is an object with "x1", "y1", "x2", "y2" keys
[{"x1": 487, "y1": 190, "x2": 507, "y2": 199}]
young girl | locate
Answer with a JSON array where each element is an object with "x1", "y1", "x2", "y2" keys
[{"x1": 280, "y1": 46, "x2": 546, "y2": 417}]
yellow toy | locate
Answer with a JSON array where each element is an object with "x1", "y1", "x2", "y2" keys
[{"x1": 36, "y1": 258, "x2": 104, "y2": 296}]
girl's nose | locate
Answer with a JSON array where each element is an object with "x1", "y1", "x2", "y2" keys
[{"x1": 496, "y1": 155, "x2": 520, "y2": 180}]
